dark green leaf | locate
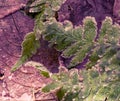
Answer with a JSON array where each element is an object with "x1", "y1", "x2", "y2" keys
[
  {"x1": 11, "y1": 32, "x2": 40, "y2": 72},
  {"x1": 42, "y1": 82, "x2": 61, "y2": 93}
]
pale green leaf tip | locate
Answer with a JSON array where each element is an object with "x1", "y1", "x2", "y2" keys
[{"x1": 11, "y1": 63, "x2": 21, "y2": 72}]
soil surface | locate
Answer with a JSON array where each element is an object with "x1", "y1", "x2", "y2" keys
[
  {"x1": 0, "y1": 0, "x2": 120, "y2": 101},
  {"x1": 0, "y1": 0, "x2": 58, "y2": 100},
  {"x1": 58, "y1": 0, "x2": 120, "y2": 26}
]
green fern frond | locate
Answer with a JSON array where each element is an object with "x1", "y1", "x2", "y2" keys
[
  {"x1": 11, "y1": 0, "x2": 66, "y2": 72},
  {"x1": 40, "y1": 64, "x2": 120, "y2": 101},
  {"x1": 81, "y1": 62, "x2": 120, "y2": 101},
  {"x1": 43, "y1": 17, "x2": 97, "y2": 68},
  {"x1": 28, "y1": 0, "x2": 66, "y2": 39},
  {"x1": 86, "y1": 17, "x2": 120, "y2": 69},
  {"x1": 42, "y1": 67, "x2": 81, "y2": 101},
  {"x1": 29, "y1": 0, "x2": 66, "y2": 13}
]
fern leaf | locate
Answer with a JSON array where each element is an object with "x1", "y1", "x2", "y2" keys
[
  {"x1": 11, "y1": 32, "x2": 40, "y2": 72},
  {"x1": 24, "y1": 61, "x2": 50, "y2": 78},
  {"x1": 56, "y1": 87, "x2": 67, "y2": 101},
  {"x1": 41, "y1": 67, "x2": 81, "y2": 101},
  {"x1": 43, "y1": 17, "x2": 97, "y2": 68},
  {"x1": 62, "y1": 41, "x2": 83, "y2": 58},
  {"x1": 42, "y1": 82, "x2": 61, "y2": 93},
  {"x1": 83, "y1": 17, "x2": 97, "y2": 42},
  {"x1": 68, "y1": 43, "x2": 93, "y2": 68},
  {"x1": 81, "y1": 66, "x2": 120, "y2": 101},
  {"x1": 43, "y1": 20, "x2": 73, "y2": 51},
  {"x1": 86, "y1": 17, "x2": 120, "y2": 69}
]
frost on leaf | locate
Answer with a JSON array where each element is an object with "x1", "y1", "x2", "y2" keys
[{"x1": 11, "y1": 32, "x2": 40, "y2": 72}]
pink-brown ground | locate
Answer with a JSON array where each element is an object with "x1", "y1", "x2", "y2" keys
[{"x1": 0, "y1": 0, "x2": 59, "y2": 100}]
